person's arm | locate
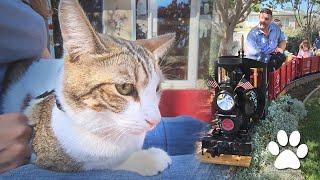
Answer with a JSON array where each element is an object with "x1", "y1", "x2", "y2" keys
[
  {"x1": 0, "y1": 113, "x2": 32, "y2": 173},
  {"x1": 264, "y1": 23, "x2": 281, "y2": 54},
  {"x1": 0, "y1": 0, "x2": 47, "y2": 64},
  {"x1": 297, "y1": 49, "x2": 304, "y2": 58},
  {"x1": 279, "y1": 31, "x2": 287, "y2": 42}
]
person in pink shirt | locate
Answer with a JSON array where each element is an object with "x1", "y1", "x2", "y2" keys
[{"x1": 297, "y1": 40, "x2": 313, "y2": 58}]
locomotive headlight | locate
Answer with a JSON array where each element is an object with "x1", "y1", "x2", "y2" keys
[{"x1": 216, "y1": 92, "x2": 235, "y2": 111}]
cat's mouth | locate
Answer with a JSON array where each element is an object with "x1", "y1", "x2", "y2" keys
[
  {"x1": 145, "y1": 119, "x2": 157, "y2": 130},
  {"x1": 130, "y1": 120, "x2": 159, "y2": 135}
]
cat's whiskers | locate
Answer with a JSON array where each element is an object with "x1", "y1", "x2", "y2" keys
[
  {"x1": 99, "y1": 127, "x2": 123, "y2": 139},
  {"x1": 119, "y1": 121, "x2": 147, "y2": 130},
  {"x1": 113, "y1": 128, "x2": 127, "y2": 143},
  {"x1": 100, "y1": 127, "x2": 128, "y2": 142},
  {"x1": 89, "y1": 122, "x2": 117, "y2": 133}
]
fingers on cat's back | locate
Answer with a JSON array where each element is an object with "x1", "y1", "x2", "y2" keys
[
  {"x1": 0, "y1": 113, "x2": 28, "y2": 124},
  {"x1": 0, "y1": 113, "x2": 32, "y2": 142}
]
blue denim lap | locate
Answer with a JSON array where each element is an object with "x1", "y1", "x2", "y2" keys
[
  {"x1": 1, "y1": 155, "x2": 228, "y2": 180},
  {"x1": 1, "y1": 116, "x2": 227, "y2": 179},
  {"x1": 143, "y1": 116, "x2": 209, "y2": 155}
]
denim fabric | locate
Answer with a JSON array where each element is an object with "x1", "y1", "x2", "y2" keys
[
  {"x1": 0, "y1": 0, "x2": 46, "y2": 63},
  {"x1": 1, "y1": 155, "x2": 228, "y2": 180},
  {"x1": 143, "y1": 116, "x2": 210, "y2": 155},
  {"x1": 1, "y1": 116, "x2": 228, "y2": 179}
]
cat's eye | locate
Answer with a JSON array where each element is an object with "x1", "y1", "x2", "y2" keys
[{"x1": 115, "y1": 84, "x2": 135, "y2": 96}]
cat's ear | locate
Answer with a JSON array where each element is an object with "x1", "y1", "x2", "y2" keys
[
  {"x1": 134, "y1": 33, "x2": 176, "y2": 60},
  {"x1": 59, "y1": 0, "x2": 114, "y2": 60}
]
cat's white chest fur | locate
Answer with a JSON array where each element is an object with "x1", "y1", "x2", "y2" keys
[
  {"x1": 51, "y1": 105, "x2": 146, "y2": 170},
  {"x1": 51, "y1": 99, "x2": 172, "y2": 175}
]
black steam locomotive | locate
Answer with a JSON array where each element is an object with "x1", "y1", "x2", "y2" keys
[{"x1": 200, "y1": 55, "x2": 269, "y2": 165}]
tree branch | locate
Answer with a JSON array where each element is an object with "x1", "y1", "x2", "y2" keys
[
  {"x1": 291, "y1": 0, "x2": 303, "y2": 27},
  {"x1": 216, "y1": 0, "x2": 229, "y2": 27},
  {"x1": 239, "y1": 8, "x2": 252, "y2": 23},
  {"x1": 238, "y1": 0, "x2": 253, "y2": 22}
]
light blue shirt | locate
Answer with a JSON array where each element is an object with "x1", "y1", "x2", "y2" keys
[
  {"x1": 0, "y1": 0, "x2": 46, "y2": 91},
  {"x1": 246, "y1": 22, "x2": 282, "y2": 63},
  {"x1": 280, "y1": 31, "x2": 287, "y2": 42}
]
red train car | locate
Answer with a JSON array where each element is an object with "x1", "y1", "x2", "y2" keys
[
  {"x1": 286, "y1": 61, "x2": 292, "y2": 84},
  {"x1": 291, "y1": 58, "x2": 297, "y2": 80},
  {"x1": 318, "y1": 56, "x2": 320, "y2": 71},
  {"x1": 302, "y1": 57, "x2": 311, "y2": 76},
  {"x1": 295, "y1": 57, "x2": 303, "y2": 78},
  {"x1": 311, "y1": 56, "x2": 319, "y2": 73},
  {"x1": 280, "y1": 64, "x2": 287, "y2": 90},
  {"x1": 268, "y1": 68, "x2": 281, "y2": 100}
]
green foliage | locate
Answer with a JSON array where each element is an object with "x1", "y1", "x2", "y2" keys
[
  {"x1": 276, "y1": 0, "x2": 320, "y2": 43},
  {"x1": 286, "y1": 29, "x2": 319, "y2": 54},
  {"x1": 299, "y1": 98, "x2": 320, "y2": 179},
  {"x1": 251, "y1": 3, "x2": 262, "y2": 12},
  {"x1": 232, "y1": 95, "x2": 307, "y2": 179},
  {"x1": 286, "y1": 28, "x2": 305, "y2": 55}
]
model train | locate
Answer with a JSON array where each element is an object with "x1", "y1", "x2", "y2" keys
[{"x1": 199, "y1": 54, "x2": 320, "y2": 167}]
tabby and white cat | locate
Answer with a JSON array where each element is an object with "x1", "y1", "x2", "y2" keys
[{"x1": 1, "y1": 0, "x2": 175, "y2": 176}]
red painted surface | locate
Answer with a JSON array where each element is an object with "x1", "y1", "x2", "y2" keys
[
  {"x1": 286, "y1": 61, "x2": 292, "y2": 84},
  {"x1": 280, "y1": 64, "x2": 287, "y2": 90},
  {"x1": 221, "y1": 118, "x2": 234, "y2": 131},
  {"x1": 302, "y1": 57, "x2": 311, "y2": 75},
  {"x1": 268, "y1": 69, "x2": 281, "y2": 100},
  {"x1": 291, "y1": 58, "x2": 297, "y2": 80},
  {"x1": 159, "y1": 89, "x2": 212, "y2": 122},
  {"x1": 311, "y1": 56, "x2": 319, "y2": 73},
  {"x1": 318, "y1": 56, "x2": 320, "y2": 72},
  {"x1": 295, "y1": 57, "x2": 303, "y2": 77}
]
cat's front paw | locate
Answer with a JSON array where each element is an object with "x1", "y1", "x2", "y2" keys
[
  {"x1": 139, "y1": 147, "x2": 172, "y2": 176},
  {"x1": 115, "y1": 147, "x2": 172, "y2": 176}
]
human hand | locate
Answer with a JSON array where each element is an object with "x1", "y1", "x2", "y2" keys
[
  {"x1": 0, "y1": 113, "x2": 32, "y2": 173},
  {"x1": 275, "y1": 48, "x2": 284, "y2": 54}
]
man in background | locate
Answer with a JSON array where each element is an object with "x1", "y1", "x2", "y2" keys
[{"x1": 246, "y1": 8, "x2": 286, "y2": 71}]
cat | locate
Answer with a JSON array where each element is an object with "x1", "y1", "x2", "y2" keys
[{"x1": 1, "y1": 0, "x2": 175, "y2": 176}]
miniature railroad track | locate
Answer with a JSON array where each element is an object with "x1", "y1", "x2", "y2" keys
[{"x1": 280, "y1": 73, "x2": 320, "y2": 95}]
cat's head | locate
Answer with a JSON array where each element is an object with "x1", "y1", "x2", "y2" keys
[{"x1": 58, "y1": 0, "x2": 175, "y2": 137}]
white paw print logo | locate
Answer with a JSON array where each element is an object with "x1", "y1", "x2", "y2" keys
[{"x1": 267, "y1": 130, "x2": 308, "y2": 169}]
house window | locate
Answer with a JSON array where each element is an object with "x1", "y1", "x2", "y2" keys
[
  {"x1": 284, "y1": 18, "x2": 289, "y2": 27},
  {"x1": 198, "y1": 0, "x2": 214, "y2": 80},
  {"x1": 157, "y1": 0, "x2": 191, "y2": 80},
  {"x1": 136, "y1": 0, "x2": 148, "y2": 39},
  {"x1": 103, "y1": 0, "x2": 134, "y2": 40},
  {"x1": 102, "y1": 0, "x2": 201, "y2": 88}
]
